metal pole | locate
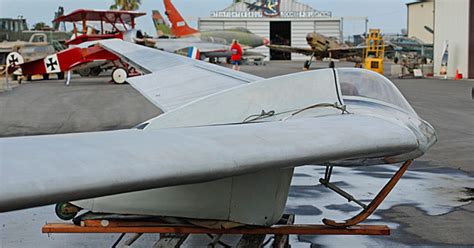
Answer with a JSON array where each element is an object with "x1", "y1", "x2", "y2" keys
[
  {"x1": 65, "y1": 71, "x2": 71, "y2": 86},
  {"x1": 5, "y1": 69, "x2": 11, "y2": 91},
  {"x1": 365, "y1": 17, "x2": 368, "y2": 35},
  {"x1": 340, "y1": 17, "x2": 344, "y2": 42}
]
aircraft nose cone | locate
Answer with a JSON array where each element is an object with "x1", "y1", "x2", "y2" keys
[
  {"x1": 263, "y1": 38, "x2": 270, "y2": 45},
  {"x1": 306, "y1": 33, "x2": 317, "y2": 43}
]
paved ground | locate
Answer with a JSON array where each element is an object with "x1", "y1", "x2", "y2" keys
[
  {"x1": 0, "y1": 77, "x2": 20, "y2": 93},
  {"x1": 0, "y1": 61, "x2": 473, "y2": 247},
  {"x1": 0, "y1": 75, "x2": 161, "y2": 137}
]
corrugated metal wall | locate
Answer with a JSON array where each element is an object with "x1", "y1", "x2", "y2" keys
[
  {"x1": 199, "y1": 19, "x2": 341, "y2": 61},
  {"x1": 291, "y1": 21, "x2": 314, "y2": 61},
  {"x1": 246, "y1": 21, "x2": 271, "y2": 59},
  {"x1": 315, "y1": 20, "x2": 341, "y2": 38},
  {"x1": 224, "y1": 22, "x2": 248, "y2": 29},
  {"x1": 198, "y1": 21, "x2": 224, "y2": 30}
]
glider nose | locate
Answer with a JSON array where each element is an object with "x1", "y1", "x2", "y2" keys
[
  {"x1": 421, "y1": 120, "x2": 437, "y2": 151},
  {"x1": 408, "y1": 117, "x2": 437, "y2": 157}
]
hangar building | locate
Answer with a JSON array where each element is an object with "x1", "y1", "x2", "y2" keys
[
  {"x1": 406, "y1": 0, "x2": 474, "y2": 78},
  {"x1": 433, "y1": 0, "x2": 474, "y2": 78},
  {"x1": 198, "y1": 0, "x2": 342, "y2": 61},
  {"x1": 406, "y1": 0, "x2": 434, "y2": 44}
]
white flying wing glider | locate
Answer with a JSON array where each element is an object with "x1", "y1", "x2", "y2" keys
[{"x1": 0, "y1": 39, "x2": 436, "y2": 228}]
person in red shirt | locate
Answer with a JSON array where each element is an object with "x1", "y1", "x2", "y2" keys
[{"x1": 230, "y1": 39, "x2": 243, "y2": 71}]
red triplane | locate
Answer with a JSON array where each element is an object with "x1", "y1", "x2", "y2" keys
[{"x1": 7, "y1": 9, "x2": 147, "y2": 84}]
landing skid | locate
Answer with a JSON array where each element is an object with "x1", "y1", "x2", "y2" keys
[{"x1": 320, "y1": 160, "x2": 413, "y2": 227}]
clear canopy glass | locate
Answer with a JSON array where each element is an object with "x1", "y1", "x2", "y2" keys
[{"x1": 337, "y1": 68, "x2": 417, "y2": 115}]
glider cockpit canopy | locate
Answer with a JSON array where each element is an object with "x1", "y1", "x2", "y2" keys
[{"x1": 337, "y1": 68, "x2": 417, "y2": 115}]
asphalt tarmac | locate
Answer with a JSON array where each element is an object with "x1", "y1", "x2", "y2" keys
[{"x1": 0, "y1": 61, "x2": 473, "y2": 247}]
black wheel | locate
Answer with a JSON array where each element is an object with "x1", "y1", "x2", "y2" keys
[
  {"x1": 26, "y1": 75, "x2": 32, "y2": 81},
  {"x1": 89, "y1": 67, "x2": 101, "y2": 77},
  {"x1": 43, "y1": 74, "x2": 50, "y2": 80},
  {"x1": 55, "y1": 203, "x2": 80, "y2": 221},
  {"x1": 329, "y1": 61, "x2": 335, "y2": 69},
  {"x1": 57, "y1": 72, "x2": 65, "y2": 80},
  {"x1": 78, "y1": 68, "x2": 91, "y2": 77},
  {"x1": 12, "y1": 74, "x2": 18, "y2": 81},
  {"x1": 304, "y1": 60, "x2": 311, "y2": 70}
]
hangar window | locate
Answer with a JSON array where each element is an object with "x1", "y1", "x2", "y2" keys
[{"x1": 337, "y1": 68, "x2": 417, "y2": 115}]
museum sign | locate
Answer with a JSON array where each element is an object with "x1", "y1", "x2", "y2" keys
[{"x1": 210, "y1": 0, "x2": 332, "y2": 19}]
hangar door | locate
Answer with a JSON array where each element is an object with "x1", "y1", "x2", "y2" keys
[{"x1": 270, "y1": 21, "x2": 291, "y2": 60}]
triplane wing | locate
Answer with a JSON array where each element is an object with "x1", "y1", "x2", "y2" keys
[{"x1": 53, "y1": 9, "x2": 146, "y2": 24}]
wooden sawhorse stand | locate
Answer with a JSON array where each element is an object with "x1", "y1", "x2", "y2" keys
[{"x1": 42, "y1": 214, "x2": 389, "y2": 247}]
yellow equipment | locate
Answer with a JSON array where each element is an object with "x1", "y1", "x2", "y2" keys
[{"x1": 364, "y1": 29, "x2": 385, "y2": 74}]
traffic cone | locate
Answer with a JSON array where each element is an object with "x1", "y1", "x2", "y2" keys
[{"x1": 455, "y1": 69, "x2": 463, "y2": 80}]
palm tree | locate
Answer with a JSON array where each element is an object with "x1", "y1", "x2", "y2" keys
[{"x1": 110, "y1": 0, "x2": 142, "y2": 11}]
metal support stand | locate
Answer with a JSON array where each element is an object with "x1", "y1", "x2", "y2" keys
[
  {"x1": 319, "y1": 165, "x2": 367, "y2": 209},
  {"x1": 322, "y1": 160, "x2": 413, "y2": 227}
]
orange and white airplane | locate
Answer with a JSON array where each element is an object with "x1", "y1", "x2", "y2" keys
[{"x1": 152, "y1": 0, "x2": 268, "y2": 61}]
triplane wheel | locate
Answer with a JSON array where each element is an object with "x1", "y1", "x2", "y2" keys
[
  {"x1": 55, "y1": 203, "x2": 81, "y2": 221},
  {"x1": 57, "y1": 72, "x2": 65, "y2": 80},
  {"x1": 112, "y1": 67, "x2": 128, "y2": 84}
]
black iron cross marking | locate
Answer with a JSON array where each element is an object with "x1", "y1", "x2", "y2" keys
[
  {"x1": 46, "y1": 57, "x2": 58, "y2": 71},
  {"x1": 8, "y1": 54, "x2": 18, "y2": 65}
]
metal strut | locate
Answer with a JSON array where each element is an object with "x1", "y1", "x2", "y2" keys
[
  {"x1": 321, "y1": 160, "x2": 413, "y2": 227},
  {"x1": 319, "y1": 165, "x2": 367, "y2": 209}
]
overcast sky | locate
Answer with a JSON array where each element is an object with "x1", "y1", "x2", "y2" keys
[{"x1": 0, "y1": 0, "x2": 412, "y2": 38}]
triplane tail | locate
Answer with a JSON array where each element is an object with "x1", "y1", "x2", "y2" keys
[
  {"x1": 152, "y1": 10, "x2": 172, "y2": 37},
  {"x1": 163, "y1": 0, "x2": 198, "y2": 37}
]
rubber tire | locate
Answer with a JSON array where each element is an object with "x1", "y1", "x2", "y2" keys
[
  {"x1": 12, "y1": 74, "x2": 18, "y2": 81},
  {"x1": 43, "y1": 74, "x2": 50, "y2": 80},
  {"x1": 55, "y1": 203, "x2": 78, "y2": 221},
  {"x1": 304, "y1": 60, "x2": 311, "y2": 70},
  {"x1": 89, "y1": 67, "x2": 101, "y2": 77},
  {"x1": 78, "y1": 68, "x2": 91, "y2": 77},
  {"x1": 26, "y1": 75, "x2": 32, "y2": 81},
  {"x1": 57, "y1": 72, "x2": 65, "y2": 80},
  {"x1": 112, "y1": 67, "x2": 128, "y2": 84}
]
